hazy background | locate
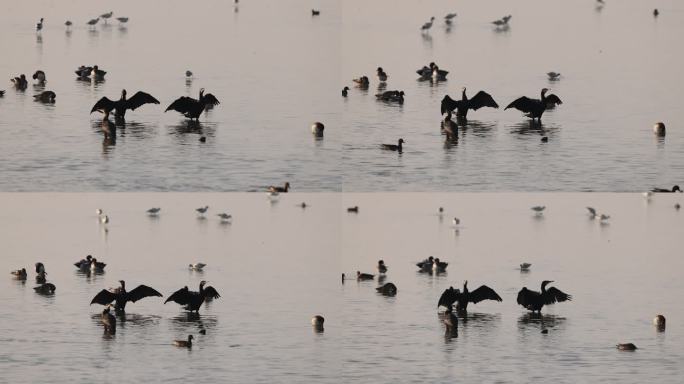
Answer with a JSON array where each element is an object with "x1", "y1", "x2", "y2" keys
[{"x1": 1, "y1": 193, "x2": 682, "y2": 382}]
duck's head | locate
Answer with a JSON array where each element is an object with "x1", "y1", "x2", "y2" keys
[
  {"x1": 399, "y1": 91, "x2": 405, "y2": 96},
  {"x1": 20, "y1": 74, "x2": 26, "y2": 80},
  {"x1": 398, "y1": 138, "x2": 405, "y2": 144},
  {"x1": 119, "y1": 280, "x2": 125, "y2": 287},
  {"x1": 343, "y1": 86, "x2": 349, "y2": 91},
  {"x1": 378, "y1": 260, "x2": 385, "y2": 265},
  {"x1": 429, "y1": 62, "x2": 436, "y2": 69},
  {"x1": 377, "y1": 67, "x2": 383, "y2": 72},
  {"x1": 673, "y1": 185, "x2": 681, "y2": 192},
  {"x1": 188, "y1": 335, "x2": 194, "y2": 341}
]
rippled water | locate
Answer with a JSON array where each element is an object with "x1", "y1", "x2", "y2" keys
[
  {"x1": 1, "y1": 193, "x2": 682, "y2": 382},
  {"x1": 1, "y1": 1, "x2": 683, "y2": 191}
]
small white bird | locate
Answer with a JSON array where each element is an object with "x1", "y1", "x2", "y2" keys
[
  {"x1": 196, "y1": 206, "x2": 209, "y2": 215},
  {"x1": 452, "y1": 217, "x2": 460, "y2": 226},
  {"x1": 217, "y1": 213, "x2": 232, "y2": 222},
  {"x1": 586, "y1": 207, "x2": 597, "y2": 218},
  {"x1": 643, "y1": 191, "x2": 653, "y2": 200},
  {"x1": 100, "y1": 215, "x2": 109, "y2": 224},
  {"x1": 189, "y1": 263, "x2": 207, "y2": 270},
  {"x1": 531, "y1": 206, "x2": 546, "y2": 215},
  {"x1": 147, "y1": 208, "x2": 161, "y2": 215},
  {"x1": 520, "y1": 263, "x2": 531, "y2": 271}
]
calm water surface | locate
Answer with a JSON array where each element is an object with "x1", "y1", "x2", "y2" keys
[
  {"x1": 1, "y1": 1, "x2": 683, "y2": 191},
  {"x1": 1, "y1": 193, "x2": 682, "y2": 382}
]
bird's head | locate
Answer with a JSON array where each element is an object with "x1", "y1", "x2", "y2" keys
[
  {"x1": 188, "y1": 335, "x2": 194, "y2": 341},
  {"x1": 377, "y1": 67, "x2": 383, "y2": 72},
  {"x1": 673, "y1": 185, "x2": 681, "y2": 192},
  {"x1": 122, "y1": 89, "x2": 127, "y2": 97},
  {"x1": 541, "y1": 280, "x2": 553, "y2": 289},
  {"x1": 398, "y1": 138, "x2": 405, "y2": 144},
  {"x1": 541, "y1": 88, "x2": 549, "y2": 95},
  {"x1": 199, "y1": 88, "x2": 205, "y2": 97},
  {"x1": 199, "y1": 280, "x2": 207, "y2": 287},
  {"x1": 463, "y1": 280, "x2": 468, "y2": 288},
  {"x1": 119, "y1": 280, "x2": 125, "y2": 287}
]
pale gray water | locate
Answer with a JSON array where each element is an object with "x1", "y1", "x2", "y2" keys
[
  {"x1": 1, "y1": 193, "x2": 683, "y2": 382},
  {"x1": 1, "y1": 1, "x2": 683, "y2": 191}
]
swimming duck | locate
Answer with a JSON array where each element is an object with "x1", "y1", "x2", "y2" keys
[
  {"x1": 11, "y1": 268, "x2": 28, "y2": 280},
  {"x1": 376, "y1": 282, "x2": 397, "y2": 296},
  {"x1": 32, "y1": 70, "x2": 46, "y2": 83},
  {"x1": 380, "y1": 138, "x2": 404, "y2": 152},
  {"x1": 653, "y1": 314, "x2": 665, "y2": 330},
  {"x1": 268, "y1": 182, "x2": 290, "y2": 193},
  {"x1": 352, "y1": 76, "x2": 369, "y2": 88},
  {"x1": 342, "y1": 86, "x2": 349, "y2": 97},
  {"x1": 90, "y1": 280, "x2": 163, "y2": 312},
  {"x1": 375, "y1": 90, "x2": 404, "y2": 103},
  {"x1": 91, "y1": 89, "x2": 160, "y2": 120},
  {"x1": 165, "y1": 281, "x2": 221, "y2": 313},
  {"x1": 432, "y1": 258, "x2": 448, "y2": 272},
  {"x1": 101, "y1": 305, "x2": 116, "y2": 334},
  {"x1": 347, "y1": 206, "x2": 359, "y2": 213},
  {"x1": 75, "y1": 255, "x2": 93, "y2": 269},
  {"x1": 651, "y1": 185, "x2": 681, "y2": 193},
  {"x1": 311, "y1": 9, "x2": 320, "y2": 16},
  {"x1": 186, "y1": 70, "x2": 193, "y2": 78},
  {"x1": 34, "y1": 283, "x2": 56, "y2": 294},
  {"x1": 431, "y1": 65, "x2": 448, "y2": 81},
  {"x1": 520, "y1": 263, "x2": 531, "y2": 271},
  {"x1": 75, "y1": 65, "x2": 106, "y2": 79},
  {"x1": 443, "y1": 306, "x2": 458, "y2": 336},
  {"x1": 11, "y1": 74, "x2": 28, "y2": 89},
  {"x1": 356, "y1": 271, "x2": 374, "y2": 281},
  {"x1": 33, "y1": 91, "x2": 56, "y2": 103},
  {"x1": 531, "y1": 206, "x2": 546, "y2": 215},
  {"x1": 416, "y1": 256, "x2": 435, "y2": 272},
  {"x1": 90, "y1": 258, "x2": 105, "y2": 272},
  {"x1": 100, "y1": 12, "x2": 113, "y2": 24},
  {"x1": 547, "y1": 72, "x2": 561, "y2": 81},
  {"x1": 616, "y1": 343, "x2": 637, "y2": 351},
  {"x1": 174, "y1": 335, "x2": 193, "y2": 348},
  {"x1": 652, "y1": 122, "x2": 666, "y2": 136},
  {"x1": 377, "y1": 260, "x2": 388, "y2": 274},
  {"x1": 147, "y1": 207, "x2": 161, "y2": 215},
  {"x1": 35, "y1": 263, "x2": 47, "y2": 283},
  {"x1": 36, "y1": 18, "x2": 44, "y2": 32},
  {"x1": 189, "y1": 263, "x2": 207, "y2": 271},
  {"x1": 311, "y1": 122, "x2": 324, "y2": 135},
  {"x1": 311, "y1": 315, "x2": 324, "y2": 331},
  {"x1": 376, "y1": 67, "x2": 388, "y2": 82},
  {"x1": 165, "y1": 88, "x2": 220, "y2": 121}
]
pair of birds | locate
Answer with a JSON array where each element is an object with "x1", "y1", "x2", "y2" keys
[
  {"x1": 417, "y1": 62, "x2": 448, "y2": 81},
  {"x1": 91, "y1": 88, "x2": 220, "y2": 121},
  {"x1": 492, "y1": 15, "x2": 512, "y2": 27},
  {"x1": 416, "y1": 256, "x2": 448, "y2": 272},
  {"x1": 441, "y1": 88, "x2": 562, "y2": 122},
  {"x1": 74, "y1": 255, "x2": 106, "y2": 272},
  {"x1": 91, "y1": 280, "x2": 220, "y2": 313},
  {"x1": 438, "y1": 280, "x2": 571, "y2": 313}
]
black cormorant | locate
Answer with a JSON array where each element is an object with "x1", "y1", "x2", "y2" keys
[
  {"x1": 165, "y1": 281, "x2": 221, "y2": 313},
  {"x1": 441, "y1": 88, "x2": 498, "y2": 119},
  {"x1": 91, "y1": 89, "x2": 159, "y2": 119},
  {"x1": 376, "y1": 90, "x2": 404, "y2": 103},
  {"x1": 33, "y1": 91, "x2": 56, "y2": 103},
  {"x1": 165, "y1": 88, "x2": 220, "y2": 120},
  {"x1": 34, "y1": 283, "x2": 56, "y2": 294},
  {"x1": 517, "y1": 280, "x2": 572, "y2": 313},
  {"x1": 90, "y1": 280, "x2": 163, "y2": 312},
  {"x1": 438, "y1": 281, "x2": 502, "y2": 312},
  {"x1": 505, "y1": 88, "x2": 562, "y2": 122}
]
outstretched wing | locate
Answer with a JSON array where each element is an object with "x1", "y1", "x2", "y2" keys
[
  {"x1": 545, "y1": 287, "x2": 572, "y2": 304},
  {"x1": 516, "y1": 288, "x2": 536, "y2": 308},
  {"x1": 441, "y1": 95, "x2": 460, "y2": 115},
  {"x1": 203, "y1": 286, "x2": 221, "y2": 299},
  {"x1": 437, "y1": 287, "x2": 460, "y2": 308},
  {"x1": 505, "y1": 96, "x2": 535, "y2": 113},
  {"x1": 202, "y1": 93, "x2": 220, "y2": 107},
  {"x1": 91, "y1": 97, "x2": 116, "y2": 114},
  {"x1": 545, "y1": 94, "x2": 563, "y2": 107},
  {"x1": 128, "y1": 285, "x2": 163, "y2": 302},
  {"x1": 90, "y1": 289, "x2": 117, "y2": 305},
  {"x1": 164, "y1": 287, "x2": 190, "y2": 305},
  {"x1": 165, "y1": 97, "x2": 195, "y2": 113},
  {"x1": 469, "y1": 91, "x2": 499, "y2": 110},
  {"x1": 469, "y1": 285, "x2": 503, "y2": 304},
  {"x1": 126, "y1": 91, "x2": 160, "y2": 111}
]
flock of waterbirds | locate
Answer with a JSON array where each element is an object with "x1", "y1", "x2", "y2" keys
[{"x1": 10, "y1": 188, "x2": 680, "y2": 349}]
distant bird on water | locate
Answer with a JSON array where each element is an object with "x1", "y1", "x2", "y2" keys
[
  {"x1": 100, "y1": 214, "x2": 110, "y2": 224},
  {"x1": 311, "y1": 315, "x2": 324, "y2": 331},
  {"x1": 376, "y1": 67, "x2": 388, "y2": 82},
  {"x1": 444, "y1": 13, "x2": 457, "y2": 24},
  {"x1": 506, "y1": 88, "x2": 562, "y2": 122},
  {"x1": 11, "y1": 74, "x2": 28, "y2": 89},
  {"x1": 34, "y1": 283, "x2": 56, "y2": 294},
  {"x1": 376, "y1": 282, "x2": 397, "y2": 296},
  {"x1": 185, "y1": 70, "x2": 193, "y2": 78},
  {"x1": 531, "y1": 206, "x2": 546, "y2": 215},
  {"x1": 653, "y1": 122, "x2": 666, "y2": 136},
  {"x1": 441, "y1": 87, "x2": 498, "y2": 119},
  {"x1": 517, "y1": 280, "x2": 571, "y2": 313},
  {"x1": 174, "y1": 335, "x2": 193, "y2": 348},
  {"x1": 421, "y1": 17, "x2": 435, "y2": 32},
  {"x1": 356, "y1": 271, "x2": 374, "y2": 281},
  {"x1": 375, "y1": 90, "x2": 404, "y2": 103},
  {"x1": 11, "y1": 268, "x2": 28, "y2": 280},
  {"x1": 116, "y1": 17, "x2": 129, "y2": 24},
  {"x1": 352, "y1": 76, "x2": 369, "y2": 88},
  {"x1": 189, "y1": 263, "x2": 207, "y2": 271},
  {"x1": 311, "y1": 122, "x2": 324, "y2": 135},
  {"x1": 217, "y1": 213, "x2": 232, "y2": 222},
  {"x1": 342, "y1": 86, "x2": 349, "y2": 97},
  {"x1": 100, "y1": 12, "x2": 113, "y2": 24},
  {"x1": 90, "y1": 280, "x2": 163, "y2": 312},
  {"x1": 101, "y1": 305, "x2": 116, "y2": 334},
  {"x1": 443, "y1": 306, "x2": 458, "y2": 336},
  {"x1": 438, "y1": 281, "x2": 502, "y2": 312},
  {"x1": 33, "y1": 70, "x2": 46, "y2": 83},
  {"x1": 165, "y1": 88, "x2": 220, "y2": 120},
  {"x1": 616, "y1": 343, "x2": 637, "y2": 351},
  {"x1": 311, "y1": 9, "x2": 320, "y2": 16},
  {"x1": 147, "y1": 207, "x2": 161, "y2": 215},
  {"x1": 380, "y1": 138, "x2": 404, "y2": 152},
  {"x1": 377, "y1": 260, "x2": 388, "y2": 274},
  {"x1": 165, "y1": 281, "x2": 221, "y2": 313},
  {"x1": 268, "y1": 182, "x2": 290, "y2": 193},
  {"x1": 547, "y1": 72, "x2": 561, "y2": 81},
  {"x1": 653, "y1": 9, "x2": 659, "y2": 17},
  {"x1": 520, "y1": 263, "x2": 531, "y2": 271},
  {"x1": 87, "y1": 18, "x2": 99, "y2": 28},
  {"x1": 196, "y1": 206, "x2": 209, "y2": 216},
  {"x1": 33, "y1": 91, "x2": 56, "y2": 103},
  {"x1": 0, "y1": 90, "x2": 4, "y2": 97},
  {"x1": 586, "y1": 207, "x2": 597, "y2": 218},
  {"x1": 65, "y1": 20, "x2": 72, "y2": 29},
  {"x1": 36, "y1": 18, "x2": 44, "y2": 32},
  {"x1": 347, "y1": 206, "x2": 359, "y2": 213},
  {"x1": 91, "y1": 89, "x2": 160, "y2": 120},
  {"x1": 75, "y1": 65, "x2": 107, "y2": 80},
  {"x1": 652, "y1": 185, "x2": 681, "y2": 193}
]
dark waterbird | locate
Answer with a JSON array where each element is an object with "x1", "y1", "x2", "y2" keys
[
  {"x1": 377, "y1": 260, "x2": 387, "y2": 274},
  {"x1": 174, "y1": 335, "x2": 193, "y2": 348},
  {"x1": 0, "y1": 90, "x2": 4, "y2": 97},
  {"x1": 443, "y1": 306, "x2": 458, "y2": 337},
  {"x1": 517, "y1": 280, "x2": 571, "y2": 313},
  {"x1": 342, "y1": 86, "x2": 349, "y2": 97},
  {"x1": 441, "y1": 88, "x2": 498, "y2": 119},
  {"x1": 376, "y1": 67, "x2": 388, "y2": 82},
  {"x1": 268, "y1": 182, "x2": 290, "y2": 193},
  {"x1": 376, "y1": 282, "x2": 397, "y2": 296},
  {"x1": 32, "y1": 70, "x2": 46, "y2": 83},
  {"x1": 11, "y1": 268, "x2": 27, "y2": 280},
  {"x1": 90, "y1": 280, "x2": 163, "y2": 312},
  {"x1": 34, "y1": 283, "x2": 56, "y2": 294},
  {"x1": 376, "y1": 90, "x2": 404, "y2": 103},
  {"x1": 165, "y1": 281, "x2": 221, "y2": 313},
  {"x1": 347, "y1": 206, "x2": 359, "y2": 213},
  {"x1": 91, "y1": 89, "x2": 159, "y2": 119},
  {"x1": 356, "y1": 271, "x2": 374, "y2": 281},
  {"x1": 33, "y1": 91, "x2": 56, "y2": 103},
  {"x1": 381, "y1": 138, "x2": 404, "y2": 152},
  {"x1": 11, "y1": 74, "x2": 28, "y2": 89},
  {"x1": 75, "y1": 65, "x2": 106, "y2": 80},
  {"x1": 438, "y1": 281, "x2": 502, "y2": 312},
  {"x1": 352, "y1": 76, "x2": 369, "y2": 88},
  {"x1": 101, "y1": 305, "x2": 116, "y2": 334},
  {"x1": 651, "y1": 185, "x2": 681, "y2": 193},
  {"x1": 505, "y1": 88, "x2": 562, "y2": 122},
  {"x1": 165, "y1": 88, "x2": 220, "y2": 120}
]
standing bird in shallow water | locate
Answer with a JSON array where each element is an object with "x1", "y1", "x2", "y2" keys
[
  {"x1": 116, "y1": 17, "x2": 129, "y2": 25},
  {"x1": 165, "y1": 281, "x2": 221, "y2": 313},
  {"x1": 86, "y1": 18, "x2": 99, "y2": 28},
  {"x1": 100, "y1": 12, "x2": 113, "y2": 24},
  {"x1": 165, "y1": 88, "x2": 220, "y2": 121},
  {"x1": 441, "y1": 87, "x2": 498, "y2": 119},
  {"x1": 36, "y1": 18, "x2": 44, "y2": 32},
  {"x1": 421, "y1": 17, "x2": 435, "y2": 32},
  {"x1": 101, "y1": 305, "x2": 116, "y2": 334},
  {"x1": 90, "y1": 280, "x2": 163, "y2": 312},
  {"x1": 517, "y1": 280, "x2": 572, "y2": 313},
  {"x1": 437, "y1": 281, "x2": 502, "y2": 312},
  {"x1": 91, "y1": 89, "x2": 160, "y2": 120},
  {"x1": 505, "y1": 88, "x2": 562, "y2": 122}
]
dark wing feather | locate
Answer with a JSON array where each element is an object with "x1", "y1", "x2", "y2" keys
[
  {"x1": 469, "y1": 91, "x2": 499, "y2": 110},
  {"x1": 437, "y1": 288, "x2": 460, "y2": 308},
  {"x1": 91, "y1": 97, "x2": 116, "y2": 114},
  {"x1": 164, "y1": 287, "x2": 191, "y2": 304},
  {"x1": 127, "y1": 285, "x2": 163, "y2": 302},
  {"x1": 505, "y1": 96, "x2": 535, "y2": 113},
  {"x1": 545, "y1": 287, "x2": 571, "y2": 304},
  {"x1": 203, "y1": 286, "x2": 221, "y2": 299},
  {"x1": 517, "y1": 288, "x2": 536, "y2": 308},
  {"x1": 468, "y1": 285, "x2": 503, "y2": 304},
  {"x1": 90, "y1": 289, "x2": 117, "y2": 305},
  {"x1": 441, "y1": 95, "x2": 459, "y2": 115},
  {"x1": 126, "y1": 91, "x2": 160, "y2": 111},
  {"x1": 202, "y1": 93, "x2": 220, "y2": 106},
  {"x1": 544, "y1": 94, "x2": 562, "y2": 106},
  {"x1": 165, "y1": 97, "x2": 195, "y2": 113}
]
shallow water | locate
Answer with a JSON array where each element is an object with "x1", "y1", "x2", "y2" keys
[
  {"x1": 1, "y1": 193, "x2": 682, "y2": 382},
  {"x1": 1, "y1": 1, "x2": 683, "y2": 191}
]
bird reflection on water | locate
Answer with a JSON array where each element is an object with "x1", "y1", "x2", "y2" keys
[{"x1": 518, "y1": 312, "x2": 566, "y2": 332}]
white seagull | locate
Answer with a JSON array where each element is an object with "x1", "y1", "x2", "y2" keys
[{"x1": 100, "y1": 215, "x2": 109, "y2": 224}]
